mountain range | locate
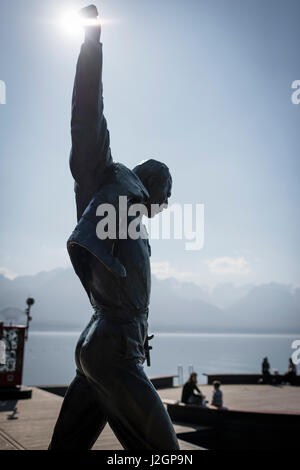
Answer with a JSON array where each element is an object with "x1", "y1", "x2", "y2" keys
[{"x1": 0, "y1": 268, "x2": 299, "y2": 334}]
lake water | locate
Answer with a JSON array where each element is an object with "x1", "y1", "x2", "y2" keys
[{"x1": 22, "y1": 331, "x2": 299, "y2": 386}]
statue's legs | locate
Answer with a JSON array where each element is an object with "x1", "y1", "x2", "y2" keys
[
  {"x1": 93, "y1": 361, "x2": 179, "y2": 450},
  {"x1": 78, "y1": 314, "x2": 179, "y2": 450},
  {"x1": 48, "y1": 372, "x2": 108, "y2": 450},
  {"x1": 49, "y1": 314, "x2": 179, "y2": 450}
]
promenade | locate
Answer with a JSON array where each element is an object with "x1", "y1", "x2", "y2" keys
[{"x1": 1, "y1": 384, "x2": 299, "y2": 450}]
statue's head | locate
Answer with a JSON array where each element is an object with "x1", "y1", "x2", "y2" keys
[{"x1": 132, "y1": 159, "x2": 172, "y2": 218}]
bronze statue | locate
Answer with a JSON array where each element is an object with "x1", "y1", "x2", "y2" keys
[{"x1": 49, "y1": 5, "x2": 179, "y2": 450}]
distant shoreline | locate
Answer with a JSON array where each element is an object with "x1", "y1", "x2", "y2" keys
[{"x1": 28, "y1": 329, "x2": 300, "y2": 337}]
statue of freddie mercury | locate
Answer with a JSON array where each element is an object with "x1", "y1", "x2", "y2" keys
[{"x1": 49, "y1": 4, "x2": 178, "y2": 450}]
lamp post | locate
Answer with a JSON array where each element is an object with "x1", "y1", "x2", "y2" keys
[{"x1": 25, "y1": 297, "x2": 35, "y2": 341}]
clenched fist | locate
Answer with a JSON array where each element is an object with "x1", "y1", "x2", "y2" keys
[{"x1": 79, "y1": 4, "x2": 101, "y2": 43}]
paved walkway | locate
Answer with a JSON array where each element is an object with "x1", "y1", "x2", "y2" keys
[
  {"x1": 1, "y1": 384, "x2": 299, "y2": 450},
  {"x1": 0, "y1": 387, "x2": 203, "y2": 450}
]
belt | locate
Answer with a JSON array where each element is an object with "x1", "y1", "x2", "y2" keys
[
  {"x1": 92, "y1": 304, "x2": 153, "y2": 367},
  {"x1": 92, "y1": 304, "x2": 149, "y2": 321}
]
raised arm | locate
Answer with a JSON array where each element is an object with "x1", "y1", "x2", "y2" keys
[{"x1": 70, "y1": 5, "x2": 113, "y2": 220}]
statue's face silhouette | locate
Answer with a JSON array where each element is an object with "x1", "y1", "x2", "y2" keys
[
  {"x1": 146, "y1": 175, "x2": 172, "y2": 218},
  {"x1": 132, "y1": 159, "x2": 172, "y2": 218}
]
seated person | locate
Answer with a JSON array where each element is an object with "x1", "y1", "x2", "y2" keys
[
  {"x1": 211, "y1": 380, "x2": 226, "y2": 409},
  {"x1": 181, "y1": 372, "x2": 205, "y2": 406}
]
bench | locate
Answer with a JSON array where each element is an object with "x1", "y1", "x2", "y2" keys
[{"x1": 162, "y1": 399, "x2": 215, "y2": 433}]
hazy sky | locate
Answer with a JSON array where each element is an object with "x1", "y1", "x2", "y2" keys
[{"x1": 0, "y1": 0, "x2": 299, "y2": 288}]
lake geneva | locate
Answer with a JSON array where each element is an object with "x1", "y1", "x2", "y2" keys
[{"x1": 22, "y1": 331, "x2": 299, "y2": 386}]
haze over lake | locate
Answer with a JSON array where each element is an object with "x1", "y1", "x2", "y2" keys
[{"x1": 23, "y1": 331, "x2": 298, "y2": 386}]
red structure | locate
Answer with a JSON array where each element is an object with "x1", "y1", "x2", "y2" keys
[
  {"x1": 0, "y1": 324, "x2": 26, "y2": 388},
  {"x1": 0, "y1": 298, "x2": 34, "y2": 399}
]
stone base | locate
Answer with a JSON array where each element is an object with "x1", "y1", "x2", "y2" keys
[{"x1": 0, "y1": 386, "x2": 32, "y2": 400}]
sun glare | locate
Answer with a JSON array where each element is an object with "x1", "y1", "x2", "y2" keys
[{"x1": 59, "y1": 9, "x2": 100, "y2": 37}]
